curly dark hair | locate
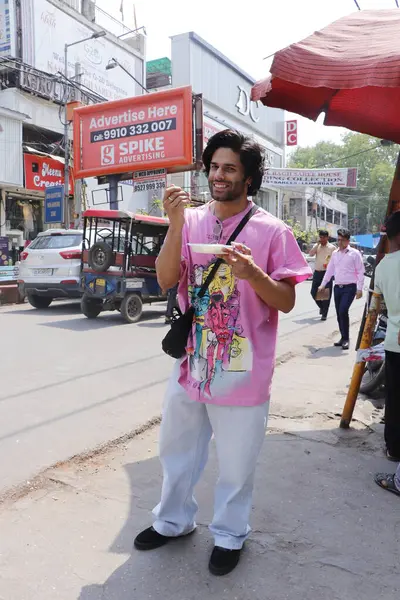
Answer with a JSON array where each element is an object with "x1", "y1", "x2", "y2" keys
[
  {"x1": 202, "y1": 129, "x2": 265, "y2": 197},
  {"x1": 385, "y1": 210, "x2": 400, "y2": 240},
  {"x1": 337, "y1": 228, "x2": 351, "y2": 240}
]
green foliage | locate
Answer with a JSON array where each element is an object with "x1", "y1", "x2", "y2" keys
[
  {"x1": 289, "y1": 133, "x2": 399, "y2": 233},
  {"x1": 285, "y1": 218, "x2": 314, "y2": 245}
]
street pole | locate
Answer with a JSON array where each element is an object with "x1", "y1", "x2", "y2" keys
[
  {"x1": 64, "y1": 43, "x2": 70, "y2": 229},
  {"x1": 109, "y1": 175, "x2": 120, "y2": 209},
  {"x1": 74, "y1": 62, "x2": 82, "y2": 229}
]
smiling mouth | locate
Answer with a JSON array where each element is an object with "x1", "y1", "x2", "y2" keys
[{"x1": 213, "y1": 182, "x2": 229, "y2": 191}]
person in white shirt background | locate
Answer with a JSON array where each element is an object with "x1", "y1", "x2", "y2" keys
[
  {"x1": 308, "y1": 229, "x2": 336, "y2": 321},
  {"x1": 373, "y1": 211, "x2": 400, "y2": 495}
]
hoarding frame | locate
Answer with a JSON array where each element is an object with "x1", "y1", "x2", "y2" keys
[{"x1": 73, "y1": 86, "x2": 194, "y2": 179}]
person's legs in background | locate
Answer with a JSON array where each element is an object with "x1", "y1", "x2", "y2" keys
[
  {"x1": 334, "y1": 284, "x2": 356, "y2": 346},
  {"x1": 384, "y1": 351, "x2": 400, "y2": 459},
  {"x1": 320, "y1": 277, "x2": 333, "y2": 320},
  {"x1": 311, "y1": 270, "x2": 324, "y2": 314}
]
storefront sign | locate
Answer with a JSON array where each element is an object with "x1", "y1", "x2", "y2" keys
[
  {"x1": 286, "y1": 120, "x2": 298, "y2": 146},
  {"x1": 133, "y1": 169, "x2": 166, "y2": 193},
  {"x1": 0, "y1": 236, "x2": 9, "y2": 265},
  {"x1": 44, "y1": 185, "x2": 64, "y2": 223},
  {"x1": 235, "y1": 85, "x2": 260, "y2": 123},
  {"x1": 203, "y1": 119, "x2": 222, "y2": 145},
  {"x1": 0, "y1": 0, "x2": 15, "y2": 58},
  {"x1": 73, "y1": 86, "x2": 193, "y2": 179},
  {"x1": 19, "y1": 64, "x2": 92, "y2": 106},
  {"x1": 24, "y1": 154, "x2": 73, "y2": 193},
  {"x1": 263, "y1": 168, "x2": 358, "y2": 188},
  {"x1": 0, "y1": 265, "x2": 18, "y2": 280}
]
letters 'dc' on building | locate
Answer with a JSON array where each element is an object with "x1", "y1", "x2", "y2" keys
[{"x1": 73, "y1": 86, "x2": 193, "y2": 179}]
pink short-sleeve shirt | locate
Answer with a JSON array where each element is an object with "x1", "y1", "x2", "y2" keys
[{"x1": 176, "y1": 201, "x2": 311, "y2": 406}]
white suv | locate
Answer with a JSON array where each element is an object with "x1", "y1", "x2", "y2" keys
[{"x1": 18, "y1": 229, "x2": 83, "y2": 308}]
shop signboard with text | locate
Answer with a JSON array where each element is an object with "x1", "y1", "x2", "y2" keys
[
  {"x1": 44, "y1": 185, "x2": 64, "y2": 224},
  {"x1": 263, "y1": 168, "x2": 358, "y2": 189},
  {"x1": 73, "y1": 87, "x2": 193, "y2": 179},
  {"x1": 133, "y1": 169, "x2": 167, "y2": 193},
  {"x1": 24, "y1": 154, "x2": 73, "y2": 194}
]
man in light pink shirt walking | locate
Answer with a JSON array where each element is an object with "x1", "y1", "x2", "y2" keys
[
  {"x1": 319, "y1": 228, "x2": 364, "y2": 350},
  {"x1": 134, "y1": 130, "x2": 311, "y2": 576}
]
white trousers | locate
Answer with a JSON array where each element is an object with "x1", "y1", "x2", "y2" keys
[{"x1": 152, "y1": 362, "x2": 269, "y2": 549}]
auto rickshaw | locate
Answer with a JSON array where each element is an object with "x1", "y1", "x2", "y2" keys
[{"x1": 80, "y1": 209, "x2": 169, "y2": 323}]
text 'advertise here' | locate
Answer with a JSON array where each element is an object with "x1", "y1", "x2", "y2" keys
[{"x1": 73, "y1": 87, "x2": 193, "y2": 179}]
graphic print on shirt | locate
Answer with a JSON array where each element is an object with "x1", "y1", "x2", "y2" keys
[{"x1": 187, "y1": 260, "x2": 253, "y2": 398}]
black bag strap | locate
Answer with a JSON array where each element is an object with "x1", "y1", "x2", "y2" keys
[{"x1": 197, "y1": 204, "x2": 258, "y2": 298}]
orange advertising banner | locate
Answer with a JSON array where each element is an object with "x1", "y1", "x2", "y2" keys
[{"x1": 73, "y1": 86, "x2": 193, "y2": 179}]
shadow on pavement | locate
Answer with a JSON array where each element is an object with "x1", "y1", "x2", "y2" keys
[
  {"x1": 7, "y1": 301, "x2": 81, "y2": 317},
  {"x1": 75, "y1": 427, "x2": 399, "y2": 600},
  {"x1": 304, "y1": 345, "x2": 345, "y2": 359},
  {"x1": 40, "y1": 310, "x2": 165, "y2": 331}
]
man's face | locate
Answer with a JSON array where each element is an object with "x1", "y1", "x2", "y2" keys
[
  {"x1": 319, "y1": 235, "x2": 328, "y2": 246},
  {"x1": 208, "y1": 148, "x2": 250, "y2": 203},
  {"x1": 338, "y1": 235, "x2": 350, "y2": 250}
]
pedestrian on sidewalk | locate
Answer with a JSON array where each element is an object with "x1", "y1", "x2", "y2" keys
[
  {"x1": 308, "y1": 229, "x2": 335, "y2": 321},
  {"x1": 318, "y1": 228, "x2": 364, "y2": 350},
  {"x1": 371, "y1": 212, "x2": 400, "y2": 473},
  {"x1": 134, "y1": 129, "x2": 311, "y2": 576}
]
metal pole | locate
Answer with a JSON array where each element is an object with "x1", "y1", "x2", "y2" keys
[
  {"x1": 340, "y1": 151, "x2": 400, "y2": 428},
  {"x1": 64, "y1": 43, "x2": 70, "y2": 229},
  {"x1": 109, "y1": 175, "x2": 120, "y2": 209},
  {"x1": 74, "y1": 62, "x2": 82, "y2": 229}
]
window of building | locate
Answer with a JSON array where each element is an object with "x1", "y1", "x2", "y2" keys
[
  {"x1": 334, "y1": 211, "x2": 341, "y2": 225},
  {"x1": 326, "y1": 208, "x2": 333, "y2": 223}
]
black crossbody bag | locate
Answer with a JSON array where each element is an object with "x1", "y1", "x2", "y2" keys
[{"x1": 162, "y1": 205, "x2": 258, "y2": 359}]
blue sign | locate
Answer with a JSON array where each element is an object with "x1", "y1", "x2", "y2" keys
[{"x1": 44, "y1": 186, "x2": 64, "y2": 224}]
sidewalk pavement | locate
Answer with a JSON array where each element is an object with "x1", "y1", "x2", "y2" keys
[{"x1": 1, "y1": 324, "x2": 396, "y2": 600}]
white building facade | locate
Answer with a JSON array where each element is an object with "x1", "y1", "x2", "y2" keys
[
  {"x1": 0, "y1": 0, "x2": 146, "y2": 259},
  {"x1": 282, "y1": 187, "x2": 348, "y2": 238},
  {"x1": 171, "y1": 32, "x2": 285, "y2": 216}
]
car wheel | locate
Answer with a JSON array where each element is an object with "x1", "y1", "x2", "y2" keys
[
  {"x1": 88, "y1": 242, "x2": 114, "y2": 272},
  {"x1": 81, "y1": 294, "x2": 102, "y2": 319},
  {"x1": 120, "y1": 293, "x2": 143, "y2": 323},
  {"x1": 28, "y1": 295, "x2": 53, "y2": 309}
]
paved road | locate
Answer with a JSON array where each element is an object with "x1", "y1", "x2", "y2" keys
[{"x1": 0, "y1": 281, "x2": 364, "y2": 493}]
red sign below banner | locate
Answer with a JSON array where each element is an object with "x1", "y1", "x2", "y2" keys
[
  {"x1": 24, "y1": 154, "x2": 73, "y2": 194},
  {"x1": 286, "y1": 120, "x2": 298, "y2": 146}
]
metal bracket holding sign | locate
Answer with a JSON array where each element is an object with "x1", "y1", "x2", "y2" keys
[{"x1": 44, "y1": 185, "x2": 64, "y2": 224}]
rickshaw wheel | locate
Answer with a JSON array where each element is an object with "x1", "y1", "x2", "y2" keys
[
  {"x1": 88, "y1": 242, "x2": 114, "y2": 272},
  {"x1": 81, "y1": 294, "x2": 102, "y2": 319},
  {"x1": 121, "y1": 293, "x2": 143, "y2": 323}
]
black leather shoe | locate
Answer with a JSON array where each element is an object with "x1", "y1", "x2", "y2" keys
[
  {"x1": 134, "y1": 527, "x2": 195, "y2": 551},
  {"x1": 209, "y1": 546, "x2": 241, "y2": 576},
  {"x1": 342, "y1": 341, "x2": 350, "y2": 350},
  {"x1": 321, "y1": 314, "x2": 327, "y2": 321},
  {"x1": 334, "y1": 340, "x2": 343, "y2": 347}
]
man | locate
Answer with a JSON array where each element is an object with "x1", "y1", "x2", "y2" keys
[
  {"x1": 134, "y1": 130, "x2": 311, "y2": 576},
  {"x1": 308, "y1": 230, "x2": 336, "y2": 320},
  {"x1": 318, "y1": 228, "x2": 364, "y2": 350},
  {"x1": 372, "y1": 212, "x2": 400, "y2": 497}
]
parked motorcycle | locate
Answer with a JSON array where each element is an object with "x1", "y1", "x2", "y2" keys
[
  {"x1": 359, "y1": 309, "x2": 387, "y2": 395},
  {"x1": 364, "y1": 255, "x2": 376, "y2": 278}
]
